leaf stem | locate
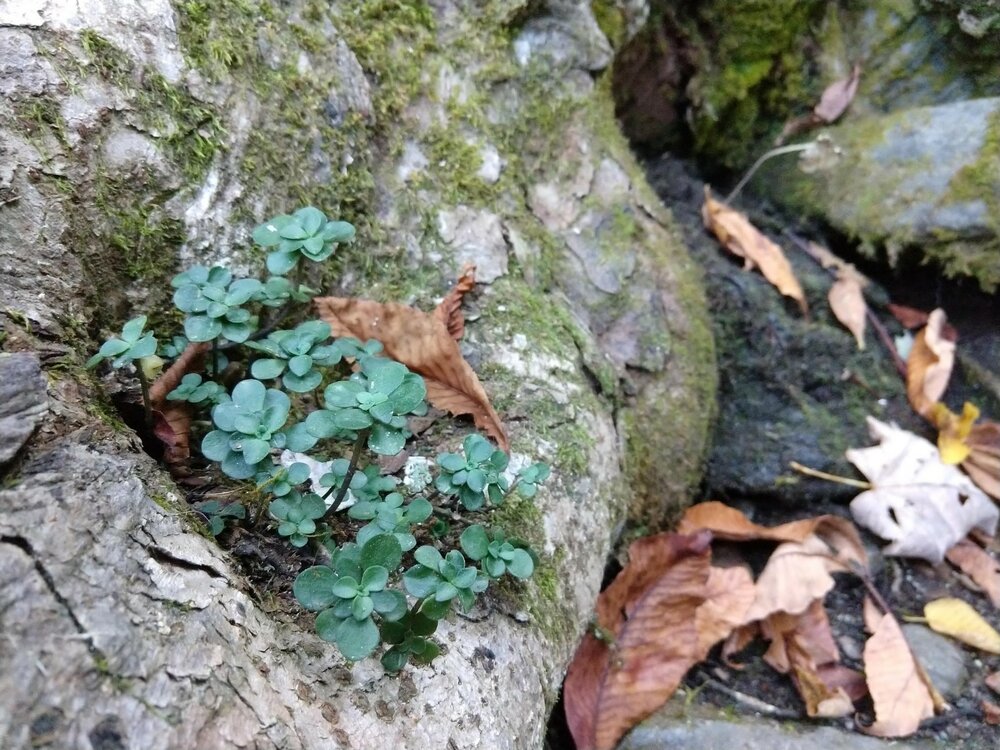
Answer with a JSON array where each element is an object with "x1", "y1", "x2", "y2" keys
[
  {"x1": 789, "y1": 461, "x2": 871, "y2": 489},
  {"x1": 725, "y1": 142, "x2": 816, "y2": 203},
  {"x1": 324, "y1": 428, "x2": 371, "y2": 514}
]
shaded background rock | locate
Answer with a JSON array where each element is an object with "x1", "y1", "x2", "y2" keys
[
  {"x1": 0, "y1": 0, "x2": 716, "y2": 748},
  {"x1": 0, "y1": 353, "x2": 48, "y2": 467}
]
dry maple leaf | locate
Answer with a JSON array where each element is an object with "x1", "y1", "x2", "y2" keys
[
  {"x1": 847, "y1": 417, "x2": 998, "y2": 562},
  {"x1": 564, "y1": 531, "x2": 754, "y2": 750},
  {"x1": 924, "y1": 597, "x2": 1000, "y2": 654},
  {"x1": 433, "y1": 264, "x2": 476, "y2": 340},
  {"x1": 863, "y1": 612, "x2": 936, "y2": 737},
  {"x1": 315, "y1": 296, "x2": 509, "y2": 451},
  {"x1": 946, "y1": 539, "x2": 1000, "y2": 608},
  {"x1": 906, "y1": 309, "x2": 955, "y2": 417},
  {"x1": 702, "y1": 187, "x2": 808, "y2": 315}
]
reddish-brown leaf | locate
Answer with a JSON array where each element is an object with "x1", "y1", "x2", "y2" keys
[
  {"x1": 985, "y1": 670, "x2": 1000, "y2": 695},
  {"x1": 315, "y1": 296, "x2": 509, "y2": 451},
  {"x1": 433, "y1": 264, "x2": 477, "y2": 340},
  {"x1": 153, "y1": 404, "x2": 194, "y2": 477},
  {"x1": 888, "y1": 303, "x2": 959, "y2": 340},
  {"x1": 946, "y1": 539, "x2": 1000, "y2": 608},
  {"x1": 148, "y1": 342, "x2": 210, "y2": 407},
  {"x1": 982, "y1": 700, "x2": 1000, "y2": 725},
  {"x1": 862, "y1": 612, "x2": 936, "y2": 737},
  {"x1": 564, "y1": 531, "x2": 715, "y2": 750}
]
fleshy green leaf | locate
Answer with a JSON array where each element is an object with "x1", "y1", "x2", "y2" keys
[
  {"x1": 360, "y1": 534, "x2": 403, "y2": 572},
  {"x1": 251, "y1": 358, "x2": 286, "y2": 380},
  {"x1": 334, "y1": 616, "x2": 380, "y2": 661},
  {"x1": 459, "y1": 525, "x2": 490, "y2": 561},
  {"x1": 293, "y1": 566, "x2": 339, "y2": 611}
]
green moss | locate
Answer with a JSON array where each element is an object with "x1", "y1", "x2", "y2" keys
[
  {"x1": 677, "y1": 0, "x2": 825, "y2": 169},
  {"x1": 592, "y1": 0, "x2": 627, "y2": 50}
]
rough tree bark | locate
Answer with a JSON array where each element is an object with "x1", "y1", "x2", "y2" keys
[{"x1": 0, "y1": 1, "x2": 715, "y2": 748}]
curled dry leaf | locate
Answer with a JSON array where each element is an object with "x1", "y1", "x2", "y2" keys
[
  {"x1": 775, "y1": 64, "x2": 861, "y2": 143},
  {"x1": 847, "y1": 417, "x2": 999, "y2": 563},
  {"x1": 924, "y1": 597, "x2": 1000, "y2": 654},
  {"x1": 828, "y1": 264, "x2": 867, "y2": 350},
  {"x1": 744, "y1": 535, "x2": 846, "y2": 622},
  {"x1": 946, "y1": 539, "x2": 1000, "y2": 608},
  {"x1": 966, "y1": 419, "x2": 1000, "y2": 501},
  {"x1": 862, "y1": 595, "x2": 883, "y2": 634},
  {"x1": 148, "y1": 342, "x2": 210, "y2": 407},
  {"x1": 148, "y1": 342, "x2": 210, "y2": 477},
  {"x1": 563, "y1": 531, "x2": 755, "y2": 750},
  {"x1": 888, "y1": 304, "x2": 960, "y2": 340},
  {"x1": 702, "y1": 187, "x2": 808, "y2": 315},
  {"x1": 863, "y1": 612, "x2": 936, "y2": 737},
  {"x1": 315, "y1": 296, "x2": 509, "y2": 451},
  {"x1": 433, "y1": 264, "x2": 477, "y2": 340},
  {"x1": 760, "y1": 600, "x2": 856, "y2": 718},
  {"x1": 814, "y1": 63, "x2": 862, "y2": 123},
  {"x1": 906, "y1": 309, "x2": 955, "y2": 417}
]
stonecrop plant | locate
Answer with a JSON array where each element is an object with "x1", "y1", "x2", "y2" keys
[{"x1": 89, "y1": 206, "x2": 550, "y2": 672}]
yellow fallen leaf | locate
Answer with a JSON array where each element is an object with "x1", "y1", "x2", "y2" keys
[
  {"x1": 931, "y1": 402, "x2": 979, "y2": 464},
  {"x1": 702, "y1": 187, "x2": 808, "y2": 315},
  {"x1": 924, "y1": 597, "x2": 1000, "y2": 654}
]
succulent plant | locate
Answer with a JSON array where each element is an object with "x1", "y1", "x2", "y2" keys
[
  {"x1": 171, "y1": 265, "x2": 262, "y2": 343},
  {"x1": 166, "y1": 373, "x2": 229, "y2": 404},
  {"x1": 201, "y1": 379, "x2": 292, "y2": 479},
  {"x1": 269, "y1": 490, "x2": 327, "y2": 547},
  {"x1": 435, "y1": 434, "x2": 510, "y2": 510},
  {"x1": 459, "y1": 524, "x2": 534, "y2": 579},
  {"x1": 246, "y1": 321, "x2": 354, "y2": 393},
  {"x1": 251, "y1": 206, "x2": 356, "y2": 275},
  {"x1": 86, "y1": 315, "x2": 158, "y2": 369}
]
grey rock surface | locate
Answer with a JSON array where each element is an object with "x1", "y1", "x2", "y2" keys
[
  {"x1": 902, "y1": 624, "x2": 969, "y2": 700},
  {"x1": 760, "y1": 98, "x2": 1000, "y2": 292},
  {"x1": 619, "y1": 715, "x2": 926, "y2": 750},
  {"x1": 0, "y1": 353, "x2": 47, "y2": 466}
]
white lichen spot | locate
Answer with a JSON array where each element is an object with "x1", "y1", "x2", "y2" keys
[{"x1": 403, "y1": 456, "x2": 433, "y2": 493}]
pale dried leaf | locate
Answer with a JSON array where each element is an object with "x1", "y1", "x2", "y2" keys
[
  {"x1": 702, "y1": 187, "x2": 808, "y2": 314},
  {"x1": 982, "y1": 700, "x2": 1000, "y2": 725},
  {"x1": 906, "y1": 309, "x2": 955, "y2": 417},
  {"x1": 924, "y1": 597, "x2": 1000, "y2": 653},
  {"x1": 315, "y1": 297, "x2": 509, "y2": 450},
  {"x1": 828, "y1": 265, "x2": 867, "y2": 350},
  {"x1": 946, "y1": 539, "x2": 1000, "y2": 608},
  {"x1": 863, "y1": 613, "x2": 935, "y2": 737},
  {"x1": 744, "y1": 535, "x2": 845, "y2": 622},
  {"x1": 696, "y1": 565, "x2": 756, "y2": 654},
  {"x1": 863, "y1": 595, "x2": 883, "y2": 634},
  {"x1": 814, "y1": 63, "x2": 862, "y2": 123},
  {"x1": 847, "y1": 417, "x2": 999, "y2": 562}
]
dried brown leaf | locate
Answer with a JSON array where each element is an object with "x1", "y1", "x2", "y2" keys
[
  {"x1": 828, "y1": 265, "x2": 867, "y2": 350},
  {"x1": 906, "y1": 309, "x2": 955, "y2": 417},
  {"x1": 946, "y1": 539, "x2": 1000, "y2": 608},
  {"x1": 679, "y1": 502, "x2": 867, "y2": 571},
  {"x1": 433, "y1": 264, "x2": 476, "y2": 340},
  {"x1": 862, "y1": 595, "x2": 883, "y2": 634},
  {"x1": 153, "y1": 403, "x2": 193, "y2": 477},
  {"x1": 696, "y1": 565, "x2": 756, "y2": 654},
  {"x1": 148, "y1": 342, "x2": 210, "y2": 407},
  {"x1": 564, "y1": 532, "x2": 734, "y2": 750},
  {"x1": 982, "y1": 700, "x2": 1000, "y2": 725},
  {"x1": 862, "y1": 612, "x2": 936, "y2": 737},
  {"x1": 966, "y1": 420, "x2": 1000, "y2": 500},
  {"x1": 744, "y1": 535, "x2": 845, "y2": 622},
  {"x1": 315, "y1": 296, "x2": 508, "y2": 451},
  {"x1": 814, "y1": 63, "x2": 862, "y2": 123},
  {"x1": 702, "y1": 187, "x2": 808, "y2": 314}
]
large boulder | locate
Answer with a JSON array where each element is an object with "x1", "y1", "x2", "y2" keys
[{"x1": 0, "y1": 1, "x2": 715, "y2": 747}]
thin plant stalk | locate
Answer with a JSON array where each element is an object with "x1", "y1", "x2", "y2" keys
[
  {"x1": 725, "y1": 142, "x2": 816, "y2": 203},
  {"x1": 323, "y1": 428, "x2": 371, "y2": 514}
]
